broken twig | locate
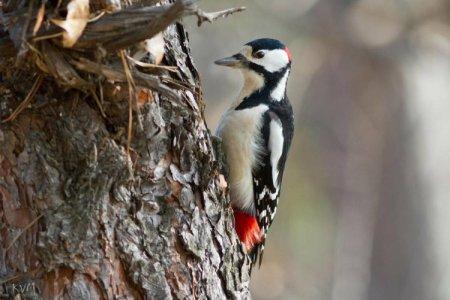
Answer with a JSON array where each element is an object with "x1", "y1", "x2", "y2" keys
[
  {"x1": 189, "y1": 6, "x2": 246, "y2": 26},
  {"x1": 127, "y1": 55, "x2": 178, "y2": 72},
  {"x1": 120, "y1": 50, "x2": 137, "y2": 154},
  {"x1": 2, "y1": 75, "x2": 44, "y2": 123},
  {"x1": 6, "y1": 214, "x2": 44, "y2": 251}
]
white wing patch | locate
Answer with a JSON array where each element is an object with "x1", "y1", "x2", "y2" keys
[{"x1": 268, "y1": 118, "x2": 284, "y2": 189}]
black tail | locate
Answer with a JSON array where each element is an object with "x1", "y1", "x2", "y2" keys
[{"x1": 249, "y1": 240, "x2": 266, "y2": 273}]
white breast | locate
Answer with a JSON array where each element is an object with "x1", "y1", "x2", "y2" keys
[{"x1": 216, "y1": 104, "x2": 269, "y2": 213}]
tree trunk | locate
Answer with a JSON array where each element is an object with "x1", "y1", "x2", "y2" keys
[{"x1": 0, "y1": 0, "x2": 250, "y2": 298}]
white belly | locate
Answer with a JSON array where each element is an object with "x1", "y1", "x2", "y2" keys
[{"x1": 216, "y1": 104, "x2": 268, "y2": 213}]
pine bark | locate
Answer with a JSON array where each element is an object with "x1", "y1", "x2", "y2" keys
[{"x1": 0, "y1": 0, "x2": 251, "y2": 298}]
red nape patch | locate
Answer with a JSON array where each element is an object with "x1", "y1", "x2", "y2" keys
[
  {"x1": 285, "y1": 46, "x2": 292, "y2": 61},
  {"x1": 233, "y1": 209, "x2": 263, "y2": 252}
]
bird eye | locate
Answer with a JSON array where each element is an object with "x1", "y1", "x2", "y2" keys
[{"x1": 252, "y1": 50, "x2": 265, "y2": 59}]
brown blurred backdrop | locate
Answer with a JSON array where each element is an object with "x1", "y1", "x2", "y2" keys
[{"x1": 185, "y1": 0, "x2": 450, "y2": 299}]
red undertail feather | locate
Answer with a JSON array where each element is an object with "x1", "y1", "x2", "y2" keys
[{"x1": 233, "y1": 209, "x2": 263, "y2": 251}]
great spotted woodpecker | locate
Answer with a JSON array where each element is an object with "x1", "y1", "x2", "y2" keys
[{"x1": 215, "y1": 38, "x2": 294, "y2": 265}]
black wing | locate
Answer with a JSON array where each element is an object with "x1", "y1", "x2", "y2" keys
[{"x1": 250, "y1": 102, "x2": 294, "y2": 266}]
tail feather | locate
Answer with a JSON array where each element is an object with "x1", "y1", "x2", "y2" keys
[{"x1": 249, "y1": 239, "x2": 265, "y2": 268}]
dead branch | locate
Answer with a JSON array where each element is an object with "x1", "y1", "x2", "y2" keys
[
  {"x1": 189, "y1": 6, "x2": 247, "y2": 27},
  {"x1": 69, "y1": 57, "x2": 181, "y2": 101},
  {"x1": 72, "y1": 0, "x2": 196, "y2": 50},
  {"x1": 39, "y1": 41, "x2": 89, "y2": 87},
  {"x1": 2, "y1": 0, "x2": 246, "y2": 57}
]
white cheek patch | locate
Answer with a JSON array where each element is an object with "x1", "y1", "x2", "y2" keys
[{"x1": 250, "y1": 49, "x2": 290, "y2": 73}]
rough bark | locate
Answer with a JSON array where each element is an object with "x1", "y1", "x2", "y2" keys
[{"x1": 0, "y1": 0, "x2": 251, "y2": 298}]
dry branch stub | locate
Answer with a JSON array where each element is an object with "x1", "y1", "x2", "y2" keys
[{"x1": 0, "y1": 0, "x2": 250, "y2": 298}]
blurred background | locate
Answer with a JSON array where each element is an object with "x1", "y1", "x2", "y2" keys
[{"x1": 185, "y1": 0, "x2": 449, "y2": 299}]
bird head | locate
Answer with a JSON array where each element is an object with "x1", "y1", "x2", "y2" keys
[
  {"x1": 215, "y1": 38, "x2": 292, "y2": 101},
  {"x1": 215, "y1": 38, "x2": 291, "y2": 78}
]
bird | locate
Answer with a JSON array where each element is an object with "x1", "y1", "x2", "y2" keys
[{"x1": 215, "y1": 38, "x2": 294, "y2": 266}]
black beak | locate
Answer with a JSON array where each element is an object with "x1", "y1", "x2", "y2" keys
[{"x1": 214, "y1": 53, "x2": 246, "y2": 68}]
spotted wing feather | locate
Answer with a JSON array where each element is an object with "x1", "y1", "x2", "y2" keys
[{"x1": 250, "y1": 102, "x2": 294, "y2": 266}]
